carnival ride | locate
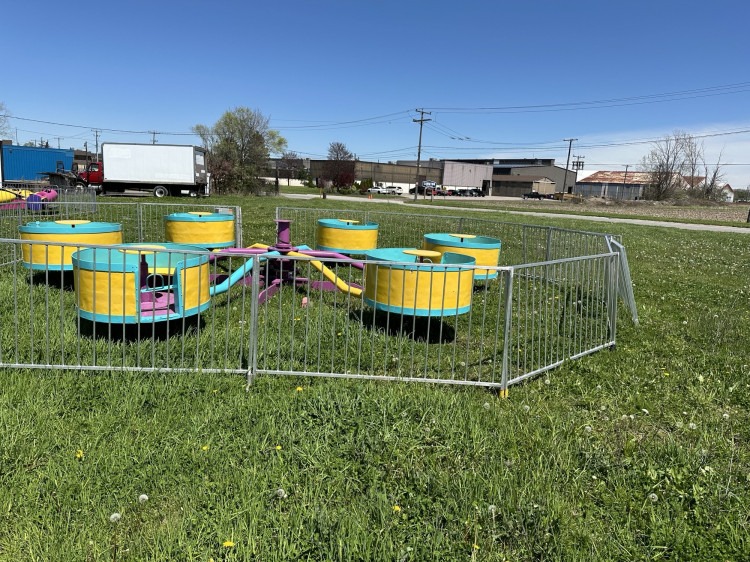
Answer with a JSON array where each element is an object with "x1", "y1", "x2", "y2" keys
[{"x1": 16, "y1": 211, "x2": 502, "y2": 330}]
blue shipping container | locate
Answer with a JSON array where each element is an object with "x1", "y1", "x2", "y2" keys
[{"x1": 1, "y1": 145, "x2": 74, "y2": 181}]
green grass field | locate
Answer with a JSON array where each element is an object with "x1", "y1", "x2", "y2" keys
[{"x1": 1, "y1": 195, "x2": 749, "y2": 560}]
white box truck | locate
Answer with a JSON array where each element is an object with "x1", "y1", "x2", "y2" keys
[{"x1": 78, "y1": 143, "x2": 210, "y2": 197}]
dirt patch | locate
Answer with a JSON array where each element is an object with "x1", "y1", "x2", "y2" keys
[{"x1": 504, "y1": 198, "x2": 750, "y2": 224}]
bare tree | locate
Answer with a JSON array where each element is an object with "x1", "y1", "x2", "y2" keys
[
  {"x1": 699, "y1": 151, "x2": 725, "y2": 201},
  {"x1": 323, "y1": 141, "x2": 356, "y2": 190},
  {"x1": 0, "y1": 102, "x2": 11, "y2": 139},
  {"x1": 279, "y1": 151, "x2": 303, "y2": 186},
  {"x1": 641, "y1": 131, "x2": 726, "y2": 201},
  {"x1": 679, "y1": 132, "x2": 725, "y2": 201},
  {"x1": 641, "y1": 133, "x2": 686, "y2": 200},
  {"x1": 328, "y1": 141, "x2": 354, "y2": 161}
]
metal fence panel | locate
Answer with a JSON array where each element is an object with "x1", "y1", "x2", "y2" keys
[
  {"x1": 275, "y1": 207, "x2": 618, "y2": 267},
  {"x1": 1, "y1": 201, "x2": 241, "y2": 267},
  {"x1": 0, "y1": 239, "x2": 253, "y2": 374},
  {"x1": 505, "y1": 253, "x2": 618, "y2": 386},
  {"x1": 250, "y1": 253, "x2": 509, "y2": 389}
]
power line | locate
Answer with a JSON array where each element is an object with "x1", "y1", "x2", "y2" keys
[{"x1": 425, "y1": 81, "x2": 750, "y2": 114}]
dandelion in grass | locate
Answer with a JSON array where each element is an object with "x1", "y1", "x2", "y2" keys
[
  {"x1": 392, "y1": 505, "x2": 401, "y2": 513},
  {"x1": 723, "y1": 412, "x2": 730, "y2": 420},
  {"x1": 584, "y1": 425, "x2": 592, "y2": 433},
  {"x1": 483, "y1": 402, "x2": 490, "y2": 410},
  {"x1": 109, "y1": 513, "x2": 121, "y2": 523},
  {"x1": 648, "y1": 493, "x2": 658, "y2": 503},
  {"x1": 698, "y1": 374, "x2": 705, "y2": 383},
  {"x1": 544, "y1": 379, "x2": 551, "y2": 385},
  {"x1": 201, "y1": 445, "x2": 210, "y2": 451},
  {"x1": 275, "y1": 445, "x2": 282, "y2": 451},
  {"x1": 473, "y1": 544, "x2": 480, "y2": 550},
  {"x1": 276, "y1": 488, "x2": 288, "y2": 499},
  {"x1": 688, "y1": 422, "x2": 697, "y2": 430},
  {"x1": 75, "y1": 449, "x2": 84, "y2": 460},
  {"x1": 523, "y1": 405, "x2": 530, "y2": 413},
  {"x1": 295, "y1": 386, "x2": 303, "y2": 392},
  {"x1": 138, "y1": 494, "x2": 148, "y2": 503},
  {"x1": 222, "y1": 540, "x2": 235, "y2": 548}
]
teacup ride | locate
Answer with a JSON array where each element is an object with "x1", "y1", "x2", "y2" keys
[
  {"x1": 71, "y1": 243, "x2": 211, "y2": 324},
  {"x1": 422, "y1": 233, "x2": 501, "y2": 281},
  {"x1": 316, "y1": 218, "x2": 378, "y2": 255},
  {"x1": 164, "y1": 211, "x2": 235, "y2": 249},
  {"x1": 19, "y1": 220, "x2": 123, "y2": 271},
  {"x1": 363, "y1": 248, "x2": 476, "y2": 317}
]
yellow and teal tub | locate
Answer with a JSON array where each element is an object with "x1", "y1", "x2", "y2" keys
[
  {"x1": 19, "y1": 220, "x2": 123, "y2": 271},
  {"x1": 363, "y1": 248, "x2": 475, "y2": 316},
  {"x1": 165, "y1": 212, "x2": 235, "y2": 248},
  {"x1": 422, "y1": 233, "x2": 501, "y2": 281},
  {"x1": 316, "y1": 218, "x2": 378, "y2": 254},
  {"x1": 71, "y1": 243, "x2": 211, "y2": 324}
]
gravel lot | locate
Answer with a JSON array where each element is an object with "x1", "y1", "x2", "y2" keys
[{"x1": 473, "y1": 198, "x2": 750, "y2": 224}]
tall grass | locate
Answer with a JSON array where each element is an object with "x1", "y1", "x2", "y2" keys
[{"x1": 0, "y1": 195, "x2": 749, "y2": 560}]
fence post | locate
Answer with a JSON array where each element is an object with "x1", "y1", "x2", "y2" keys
[
  {"x1": 546, "y1": 228, "x2": 553, "y2": 262},
  {"x1": 137, "y1": 203, "x2": 144, "y2": 243},
  {"x1": 234, "y1": 206, "x2": 243, "y2": 248},
  {"x1": 500, "y1": 268, "x2": 514, "y2": 396},
  {"x1": 606, "y1": 254, "x2": 619, "y2": 347},
  {"x1": 246, "y1": 254, "x2": 261, "y2": 390}
]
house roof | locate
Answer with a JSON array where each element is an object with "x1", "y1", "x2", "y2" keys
[
  {"x1": 683, "y1": 175, "x2": 706, "y2": 188},
  {"x1": 577, "y1": 170, "x2": 653, "y2": 185}
]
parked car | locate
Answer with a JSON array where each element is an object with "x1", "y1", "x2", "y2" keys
[
  {"x1": 467, "y1": 189, "x2": 485, "y2": 197},
  {"x1": 386, "y1": 186, "x2": 403, "y2": 194},
  {"x1": 367, "y1": 187, "x2": 388, "y2": 194},
  {"x1": 523, "y1": 191, "x2": 545, "y2": 200}
]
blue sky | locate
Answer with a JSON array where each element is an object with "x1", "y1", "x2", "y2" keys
[{"x1": 3, "y1": 0, "x2": 749, "y2": 186}]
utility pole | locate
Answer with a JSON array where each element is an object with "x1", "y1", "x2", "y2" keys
[
  {"x1": 572, "y1": 155, "x2": 585, "y2": 171},
  {"x1": 562, "y1": 138, "x2": 577, "y2": 194},
  {"x1": 149, "y1": 131, "x2": 158, "y2": 144},
  {"x1": 92, "y1": 129, "x2": 101, "y2": 160},
  {"x1": 621, "y1": 164, "x2": 630, "y2": 201},
  {"x1": 413, "y1": 109, "x2": 431, "y2": 201}
]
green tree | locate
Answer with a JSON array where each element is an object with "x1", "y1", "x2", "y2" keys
[{"x1": 193, "y1": 107, "x2": 286, "y2": 194}]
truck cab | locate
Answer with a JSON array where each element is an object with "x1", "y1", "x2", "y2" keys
[{"x1": 78, "y1": 162, "x2": 103, "y2": 186}]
